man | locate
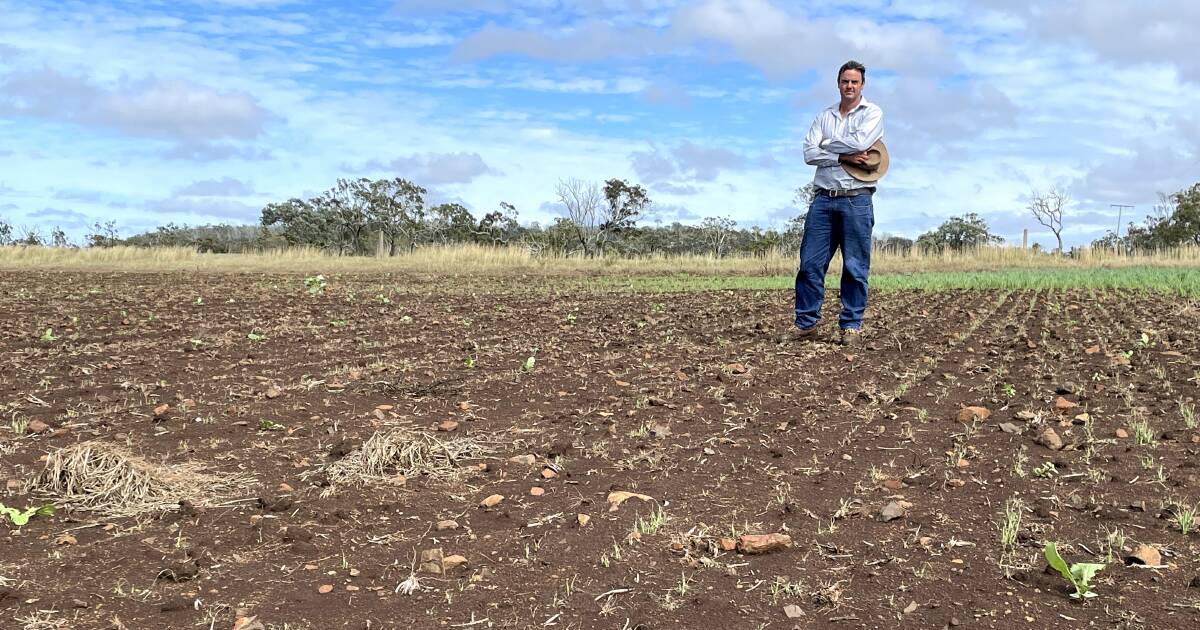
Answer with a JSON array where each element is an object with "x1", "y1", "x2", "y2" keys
[{"x1": 795, "y1": 60, "x2": 884, "y2": 346}]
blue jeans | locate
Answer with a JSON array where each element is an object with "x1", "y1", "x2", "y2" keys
[{"x1": 794, "y1": 192, "x2": 874, "y2": 331}]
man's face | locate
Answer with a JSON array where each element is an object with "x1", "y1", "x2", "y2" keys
[{"x1": 838, "y1": 69, "x2": 864, "y2": 101}]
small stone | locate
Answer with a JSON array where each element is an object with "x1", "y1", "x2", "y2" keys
[
  {"x1": 1189, "y1": 575, "x2": 1200, "y2": 588},
  {"x1": 265, "y1": 387, "x2": 281, "y2": 399},
  {"x1": 28, "y1": 419, "x2": 51, "y2": 434},
  {"x1": 529, "y1": 486, "x2": 545, "y2": 496},
  {"x1": 436, "y1": 520, "x2": 459, "y2": 531},
  {"x1": 277, "y1": 483, "x2": 294, "y2": 493},
  {"x1": 879, "y1": 501, "x2": 906, "y2": 522},
  {"x1": 1054, "y1": 397, "x2": 1078, "y2": 412},
  {"x1": 1037, "y1": 428, "x2": 1064, "y2": 451},
  {"x1": 541, "y1": 468, "x2": 558, "y2": 479},
  {"x1": 903, "y1": 601, "x2": 918, "y2": 614},
  {"x1": 443, "y1": 555, "x2": 468, "y2": 571},
  {"x1": 345, "y1": 585, "x2": 359, "y2": 592},
  {"x1": 724, "y1": 363, "x2": 748, "y2": 374},
  {"x1": 1115, "y1": 428, "x2": 1129, "y2": 439},
  {"x1": 783, "y1": 604, "x2": 805, "y2": 619},
  {"x1": 999, "y1": 422, "x2": 1022, "y2": 434},
  {"x1": 153, "y1": 404, "x2": 170, "y2": 417},
  {"x1": 841, "y1": 453, "x2": 852, "y2": 461},
  {"x1": 5, "y1": 479, "x2": 21, "y2": 491},
  {"x1": 376, "y1": 404, "x2": 394, "y2": 411},
  {"x1": 1084, "y1": 345, "x2": 1100, "y2": 355},
  {"x1": 1126, "y1": 544, "x2": 1162, "y2": 567},
  {"x1": 437, "y1": 420, "x2": 459, "y2": 432},
  {"x1": 717, "y1": 537, "x2": 737, "y2": 551},
  {"x1": 318, "y1": 584, "x2": 333, "y2": 594},
  {"x1": 509, "y1": 454, "x2": 536, "y2": 465},
  {"x1": 577, "y1": 514, "x2": 591, "y2": 527},
  {"x1": 957, "y1": 406, "x2": 991, "y2": 423},
  {"x1": 480, "y1": 494, "x2": 504, "y2": 508},
  {"x1": 737, "y1": 533, "x2": 792, "y2": 554},
  {"x1": 882, "y1": 478, "x2": 904, "y2": 490}
]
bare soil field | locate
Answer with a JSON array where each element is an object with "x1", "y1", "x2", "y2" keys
[{"x1": 2, "y1": 271, "x2": 1199, "y2": 629}]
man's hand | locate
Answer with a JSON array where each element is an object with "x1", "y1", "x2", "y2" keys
[{"x1": 839, "y1": 152, "x2": 872, "y2": 166}]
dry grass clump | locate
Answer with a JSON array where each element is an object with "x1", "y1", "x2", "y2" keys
[
  {"x1": 30, "y1": 442, "x2": 248, "y2": 518},
  {"x1": 324, "y1": 428, "x2": 492, "y2": 487}
]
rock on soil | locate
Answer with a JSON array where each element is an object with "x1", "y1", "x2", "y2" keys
[
  {"x1": 879, "y1": 501, "x2": 906, "y2": 522},
  {"x1": 1126, "y1": 545, "x2": 1162, "y2": 566},
  {"x1": 957, "y1": 406, "x2": 990, "y2": 422},
  {"x1": 1037, "y1": 428, "x2": 1064, "y2": 450},
  {"x1": 737, "y1": 533, "x2": 792, "y2": 554}
]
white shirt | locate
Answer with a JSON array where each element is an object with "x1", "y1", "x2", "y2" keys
[{"x1": 803, "y1": 96, "x2": 884, "y2": 191}]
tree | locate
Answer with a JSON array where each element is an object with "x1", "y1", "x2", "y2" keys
[
  {"x1": 556, "y1": 178, "x2": 604, "y2": 257},
  {"x1": 50, "y1": 227, "x2": 70, "y2": 248},
  {"x1": 85, "y1": 221, "x2": 120, "y2": 248},
  {"x1": 477, "y1": 202, "x2": 520, "y2": 245},
  {"x1": 426, "y1": 203, "x2": 477, "y2": 244},
  {"x1": 261, "y1": 198, "x2": 335, "y2": 249},
  {"x1": 366, "y1": 178, "x2": 426, "y2": 255},
  {"x1": 782, "y1": 212, "x2": 807, "y2": 252},
  {"x1": 322, "y1": 178, "x2": 373, "y2": 255},
  {"x1": 598, "y1": 179, "x2": 649, "y2": 253},
  {"x1": 1028, "y1": 188, "x2": 1068, "y2": 254},
  {"x1": 0, "y1": 218, "x2": 12, "y2": 245},
  {"x1": 793, "y1": 182, "x2": 817, "y2": 209},
  {"x1": 915, "y1": 213, "x2": 1003, "y2": 253},
  {"x1": 700, "y1": 216, "x2": 736, "y2": 257},
  {"x1": 875, "y1": 234, "x2": 913, "y2": 255}
]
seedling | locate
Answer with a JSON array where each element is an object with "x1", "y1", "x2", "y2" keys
[
  {"x1": 464, "y1": 356, "x2": 477, "y2": 369},
  {"x1": 1171, "y1": 502, "x2": 1197, "y2": 535},
  {"x1": 247, "y1": 332, "x2": 266, "y2": 342},
  {"x1": 39, "y1": 328, "x2": 57, "y2": 342},
  {"x1": 374, "y1": 294, "x2": 391, "y2": 305},
  {"x1": 1129, "y1": 418, "x2": 1155, "y2": 446},
  {"x1": 1181, "y1": 402, "x2": 1197, "y2": 430},
  {"x1": 0, "y1": 502, "x2": 56, "y2": 527},
  {"x1": 258, "y1": 419, "x2": 284, "y2": 431},
  {"x1": 1045, "y1": 542, "x2": 1105, "y2": 599},
  {"x1": 522, "y1": 350, "x2": 538, "y2": 372},
  {"x1": 1032, "y1": 461, "x2": 1057, "y2": 478},
  {"x1": 635, "y1": 506, "x2": 666, "y2": 536},
  {"x1": 303, "y1": 274, "x2": 327, "y2": 296},
  {"x1": 1002, "y1": 383, "x2": 1017, "y2": 398}
]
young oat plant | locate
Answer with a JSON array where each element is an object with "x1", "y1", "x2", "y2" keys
[
  {"x1": 635, "y1": 506, "x2": 667, "y2": 536},
  {"x1": 1171, "y1": 501, "x2": 1198, "y2": 535},
  {"x1": 1129, "y1": 417, "x2": 1155, "y2": 446},
  {"x1": 1101, "y1": 525, "x2": 1126, "y2": 563},
  {"x1": 1181, "y1": 401, "x2": 1197, "y2": 430}
]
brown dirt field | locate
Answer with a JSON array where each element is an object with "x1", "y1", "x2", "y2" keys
[{"x1": 1, "y1": 271, "x2": 1199, "y2": 629}]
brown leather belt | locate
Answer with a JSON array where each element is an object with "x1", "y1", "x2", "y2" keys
[{"x1": 816, "y1": 187, "x2": 875, "y2": 198}]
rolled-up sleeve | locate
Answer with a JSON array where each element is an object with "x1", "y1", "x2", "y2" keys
[
  {"x1": 822, "y1": 106, "x2": 883, "y2": 154},
  {"x1": 803, "y1": 115, "x2": 840, "y2": 167}
]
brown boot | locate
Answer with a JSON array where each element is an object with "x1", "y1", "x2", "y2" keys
[{"x1": 839, "y1": 328, "x2": 863, "y2": 347}]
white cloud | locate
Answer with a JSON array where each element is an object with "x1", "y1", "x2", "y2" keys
[
  {"x1": 174, "y1": 177, "x2": 257, "y2": 197},
  {"x1": 360, "y1": 152, "x2": 495, "y2": 185}
]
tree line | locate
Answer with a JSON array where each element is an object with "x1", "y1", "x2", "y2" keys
[{"x1": 4, "y1": 178, "x2": 1199, "y2": 257}]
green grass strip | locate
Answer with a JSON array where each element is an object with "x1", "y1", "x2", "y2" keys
[{"x1": 579, "y1": 267, "x2": 1200, "y2": 295}]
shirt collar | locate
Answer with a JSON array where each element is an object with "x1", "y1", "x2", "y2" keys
[{"x1": 828, "y1": 95, "x2": 871, "y2": 113}]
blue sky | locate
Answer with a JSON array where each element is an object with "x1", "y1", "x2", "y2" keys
[{"x1": 1, "y1": 0, "x2": 1198, "y2": 247}]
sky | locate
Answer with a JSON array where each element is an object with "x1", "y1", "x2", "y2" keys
[{"x1": 1, "y1": 0, "x2": 1198, "y2": 248}]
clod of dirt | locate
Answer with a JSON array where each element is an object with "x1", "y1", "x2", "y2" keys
[
  {"x1": 783, "y1": 604, "x2": 805, "y2": 619},
  {"x1": 437, "y1": 420, "x2": 459, "y2": 432},
  {"x1": 509, "y1": 454, "x2": 536, "y2": 465},
  {"x1": 436, "y1": 519, "x2": 459, "y2": 531},
  {"x1": 480, "y1": 494, "x2": 504, "y2": 508},
  {"x1": 233, "y1": 616, "x2": 266, "y2": 630},
  {"x1": 1189, "y1": 575, "x2": 1200, "y2": 589},
  {"x1": 1037, "y1": 428, "x2": 1064, "y2": 450},
  {"x1": 327, "y1": 439, "x2": 360, "y2": 460},
  {"x1": 540, "y1": 468, "x2": 558, "y2": 479},
  {"x1": 0, "y1": 587, "x2": 23, "y2": 608},
  {"x1": 717, "y1": 537, "x2": 737, "y2": 551},
  {"x1": 264, "y1": 387, "x2": 282, "y2": 399},
  {"x1": 737, "y1": 533, "x2": 792, "y2": 554},
  {"x1": 257, "y1": 495, "x2": 294, "y2": 513},
  {"x1": 576, "y1": 514, "x2": 591, "y2": 527},
  {"x1": 529, "y1": 486, "x2": 545, "y2": 496},
  {"x1": 31, "y1": 442, "x2": 247, "y2": 518},
  {"x1": 317, "y1": 584, "x2": 333, "y2": 594},
  {"x1": 281, "y1": 526, "x2": 313, "y2": 543},
  {"x1": 157, "y1": 559, "x2": 200, "y2": 582},
  {"x1": 420, "y1": 548, "x2": 445, "y2": 574},
  {"x1": 177, "y1": 500, "x2": 201, "y2": 518},
  {"x1": 882, "y1": 478, "x2": 904, "y2": 490},
  {"x1": 879, "y1": 501, "x2": 906, "y2": 522},
  {"x1": 957, "y1": 406, "x2": 990, "y2": 422},
  {"x1": 1125, "y1": 545, "x2": 1162, "y2": 567},
  {"x1": 159, "y1": 597, "x2": 192, "y2": 612},
  {"x1": 724, "y1": 362, "x2": 748, "y2": 374},
  {"x1": 443, "y1": 555, "x2": 468, "y2": 571},
  {"x1": 607, "y1": 491, "x2": 654, "y2": 512},
  {"x1": 29, "y1": 419, "x2": 51, "y2": 434},
  {"x1": 1115, "y1": 428, "x2": 1129, "y2": 439}
]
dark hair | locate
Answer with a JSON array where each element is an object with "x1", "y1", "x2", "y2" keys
[{"x1": 838, "y1": 60, "x2": 866, "y2": 81}]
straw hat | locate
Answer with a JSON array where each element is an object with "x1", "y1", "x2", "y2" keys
[{"x1": 842, "y1": 139, "x2": 889, "y2": 182}]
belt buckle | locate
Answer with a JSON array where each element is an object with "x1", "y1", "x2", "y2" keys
[{"x1": 830, "y1": 188, "x2": 847, "y2": 198}]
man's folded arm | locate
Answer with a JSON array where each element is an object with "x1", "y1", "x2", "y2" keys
[
  {"x1": 820, "y1": 108, "x2": 884, "y2": 154},
  {"x1": 803, "y1": 119, "x2": 841, "y2": 167}
]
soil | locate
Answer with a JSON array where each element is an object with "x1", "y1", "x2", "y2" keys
[{"x1": 1, "y1": 271, "x2": 1199, "y2": 629}]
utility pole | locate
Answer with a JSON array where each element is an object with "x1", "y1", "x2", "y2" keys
[{"x1": 1110, "y1": 204, "x2": 1132, "y2": 254}]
